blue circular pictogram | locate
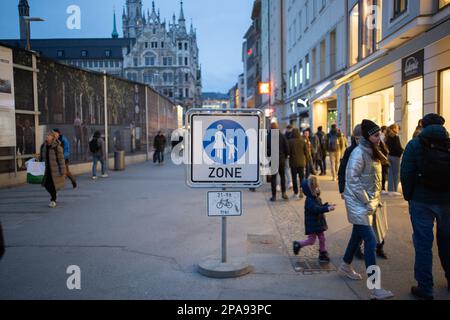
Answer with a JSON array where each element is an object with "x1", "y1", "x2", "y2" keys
[{"x1": 203, "y1": 120, "x2": 248, "y2": 165}]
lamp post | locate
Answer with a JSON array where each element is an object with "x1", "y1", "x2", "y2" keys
[{"x1": 23, "y1": 16, "x2": 45, "y2": 51}]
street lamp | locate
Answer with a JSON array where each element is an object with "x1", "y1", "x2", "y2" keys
[{"x1": 23, "y1": 16, "x2": 45, "y2": 51}]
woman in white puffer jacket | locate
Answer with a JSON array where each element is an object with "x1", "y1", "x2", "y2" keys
[{"x1": 338, "y1": 119, "x2": 394, "y2": 300}]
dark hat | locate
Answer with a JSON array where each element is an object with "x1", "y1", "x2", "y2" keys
[
  {"x1": 422, "y1": 113, "x2": 445, "y2": 128},
  {"x1": 361, "y1": 119, "x2": 381, "y2": 139}
]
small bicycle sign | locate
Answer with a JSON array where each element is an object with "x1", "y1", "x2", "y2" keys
[{"x1": 207, "y1": 191, "x2": 242, "y2": 217}]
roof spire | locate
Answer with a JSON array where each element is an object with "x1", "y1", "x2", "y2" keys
[
  {"x1": 112, "y1": 8, "x2": 119, "y2": 38},
  {"x1": 179, "y1": 1, "x2": 185, "y2": 22}
]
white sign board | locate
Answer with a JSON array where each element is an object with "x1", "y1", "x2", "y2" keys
[
  {"x1": 207, "y1": 191, "x2": 242, "y2": 217},
  {"x1": 0, "y1": 46, "x2": 16, "y2": 147},
  {"x1": 187, "y1": 109, "x2": 263, "y2": 188}
]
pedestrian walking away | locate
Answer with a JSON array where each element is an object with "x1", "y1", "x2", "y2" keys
[
  {"x1": 268, "y1": 122, "x2": 290, "y2": 201},
  {"x1": 292, "y1": 176, "x2": 336, "y2": 263},
  {"x1": 288, "y1": 128, "x2": 308, "y2": 199},
  {"x1": 315, "y1": 126, "x2": 327, "y2": 175},
  {"x1": 53, "y1": 128, "x2": 77, "y2": 188},
  {"x1": 39, "y1": 132, "x2": 66, "y2": 208},
  {"x1": 324, "y1": 124, "x2": 342, "y2": 181},
  {"x1": 153, "y1": 131, "x2": 167, "y2": 164},
  {"x1": 90, "y1": 131, "x2": 108, "y2": 179},
  {"x1": 385, "y1": 124, "x2": 404, "y2": 195},
  {"x1": 400, "y1": 113, "x2": 450, "y2": 300},
  {"x1": 339, "y1": 119, "x2": 394, "y2": 300}
]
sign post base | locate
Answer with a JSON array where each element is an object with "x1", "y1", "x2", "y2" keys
[{"x1": 197, "y1": 256, "x2": 252, "y2": 279}]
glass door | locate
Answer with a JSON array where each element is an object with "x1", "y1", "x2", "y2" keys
[{"x1": 406, "y1": 78, "x2": 423, "y2": 141}]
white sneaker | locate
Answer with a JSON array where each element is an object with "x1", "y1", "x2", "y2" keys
[
  {"x1": 101, "y1": 174, "x2": 109, "y2": 178},
  {"x1": 276, "y1": 185, "x2": 281, "y2": 192},
  {"x1": 48, "y1": 201, "x2": 57, "y2": 208},
  {"x1": 338, "y1": 262, "x2": 363, "y2": 280},
  {"x1": 92, "y1": 176, "x2": 98, "y2": 180},
  {"x1": 381, "y1": 191, "x2": 389, "y2": 195},
  {"x1": 370, "y1": 288, "x2": 394, "y2": 300}
]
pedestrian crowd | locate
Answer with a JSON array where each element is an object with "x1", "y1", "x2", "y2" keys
[{"x1": 269, "y1": 114, "x2": 449, "y2": 300}]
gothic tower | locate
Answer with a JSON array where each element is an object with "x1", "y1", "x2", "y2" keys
[
  {"x1": 18, "y1": 0, "x2": 30, "y2": 40},
  {"x1": 123, "y1": 0, "x2": 143, "y2": 38}
]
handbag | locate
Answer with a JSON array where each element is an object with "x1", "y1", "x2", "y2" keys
[
  {"x1": 25, "y1": 158, "x2": 45, "y2": 184},
  {"x1": 372, "y1": 202, "x2": 389, "y2": 244}
]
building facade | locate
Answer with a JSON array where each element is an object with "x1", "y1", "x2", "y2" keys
[
  {"x1": 342, "y1": 0, "x2": 450, "y2": 144},
  {"x1": 284, "y1": 0, "x2": 348, "y2": 133},
  {"x1": 122, "y1": 1, "x2": 202, "y2": 109}
]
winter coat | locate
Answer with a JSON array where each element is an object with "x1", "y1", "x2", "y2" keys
[
  {"x1": 343, "y1": 138, "x2": 382, "y2": 226},
  {"x1": 267, "y1": 130, "x2": 290, "y2": 167},
  {"x1": 92, "y1": 138, "x2": 106, "y2": 158},
  {"x1": 288, "y1": 130, "x2": 308, "y2": 168},
  {"x1": 40, "y1": 140, "x2": 66, "y2": 191},
  {"x1": 58, "y1": 135, "x2": 70, "y2": 160},
  {"x1": 154, "y1": 134, "x2": 167, "y2": 152},
  {"x1": 338, "y1": 138, "x2": 358, "y2": 194},
  {"x1": 385, "y1": 134, "x2": 404, "y2": 157},
  {"x1": 301, "y1": 179, "x2": 330, "y2": 235},
  {"x1": 400, "y1": 124, "x2": 450, "y2": 204},
  {"x1": 324, "y1": 129, "x2": 343, "y2": 153}
]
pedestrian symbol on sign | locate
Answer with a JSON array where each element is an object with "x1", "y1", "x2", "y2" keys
[{"x1": 203, "y1": 120, "x2": 249, "y2": 165}]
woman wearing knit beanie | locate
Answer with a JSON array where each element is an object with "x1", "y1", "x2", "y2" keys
[{"x1": 338, "y1": 119, "x2": 394, "y2": 300}]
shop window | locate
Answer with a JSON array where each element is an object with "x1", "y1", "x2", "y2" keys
[
  {"x1": 440, "y1": 69, "x2": 450, "y2": 132},
  {"x1": 353, "y1": 87, "x2": 395, "y2": 130},
  {"x1": 15, "y1": 113, "x2": 36, "y2": 156},
  {"x1": 14, "y1": 68, "x2": 34, "y2": 111}
]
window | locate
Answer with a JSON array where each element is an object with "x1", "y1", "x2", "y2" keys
[
  {"x1": 185, "y1": 88, "x2": 189, "y2": 98},
  {"x1": 178, "y1": 42, "x2": 183, "y2": 50},
  {"x1": 133, "y1": 58, "x2": 138, "y2": 67},
  {"x1": 185, "y1": 73, "x2": 189, "y2": 82},
  {"x1": 145, "y1": 42, "x2": 148, "y2": 48},
  {"x1": 294, "y1": 66, "x2": 298, "y2": 89},
  {"x1": 393, "y1": 0, "x2": 407, "y2": 18},
  {"x1": 289, "y1": 70, "x2": 293, "y2": 93},
  {"x1": 163, "y1": 57, "x2": 168, "y2": 66},
  {"x1": 105, "y1": 50, "x2": 111, "y2": 57},
  {"x1": 99, "y1": 61, "x2": 103, "y2": 68},
  {"x1": 94, "y1": 61, "x2": 98, "y2": 67},
  {"x1": 330, "y1": 30, "x2": 336, "y2": 74},
  {"x1": 178, "y1": 56, "x2": 183, "y2": 66},
  {"x1": 311, "y1": 47, "x2": 316, "y2": 82},
  {"x1": 161, "y1": 42, "x2": 165, "y2": 48},
  {"x1": 185, "y1": 57, "x2": 189, "y2": 66},
  {"x1": 305, "y1": 55, "x2": 310, "y2": 81},
  {"x1": 115, "y1": 61, "x2": 119, "y2": 68},
  {"x1": 153, "y1": 28, "x2": 156, "y2": 34},
  {"x1": 299, "y1": 62, "x2": 304, "y2": 86},
  {"x1": 179, "y1": 89, "x2": 183, "y2": 98},
  {"x1": 361, "y1": 0, "x2": 378, "y2": 59},
  {"x1": 151, "y1": 42, "x2": 158, "y2": 49},
  {"x1": 57, "y1": 50, "x2": 64, "y2": 57},
  {"x1": 143, "y1": 72, "x2": 153, "y2": 84},
  {"x1": 184, "y1": 43, "x2": 188, "y2": 50},
  {"x1": 349, "y1": 3, "x2": 360, "y2": 66},
  {"x1": 320, "y1": 40, "x2": 326, "y2": 80},
  {"x1": 88, "y1": 61, "x2": 93, "y2": 67},
  {"x1": 81, "y1": 50, "x2": 88, "y2": 57}
]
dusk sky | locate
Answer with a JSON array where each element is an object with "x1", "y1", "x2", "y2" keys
[{"x1": 0, "y1": 0, "x2": 254, "y2": 93}]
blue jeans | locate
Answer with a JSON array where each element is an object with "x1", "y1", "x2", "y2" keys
[
  {"x1": 409, "y1": 201, "x2": 450, "y2": 295},
  {"x1": 388, "y1": 156, "x2": 401, "y2": 192},
  {"x1": 343, "y1": 224, "x2": 377, "y2": 275},
  {"x1": 92, "y1": 155, "x2": 106, "y2": 176},
  {"x1": 154, "y1": 151, "x2": 164, "y2": 163}
]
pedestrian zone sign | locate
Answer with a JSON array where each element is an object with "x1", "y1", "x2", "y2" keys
[{"x1": 186, "y1": 109, "x2": 263, "y2": 188}]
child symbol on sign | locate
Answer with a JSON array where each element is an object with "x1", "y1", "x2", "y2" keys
[{"x1": 226, "y1": 138, "x2": 238, "y2": 162}]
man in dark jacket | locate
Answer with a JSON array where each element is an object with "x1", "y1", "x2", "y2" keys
[
  {"x1": 315, "y1": 126, "x2": 326, "y2": 175},
  {"x1": 288, "y1": 128, "x2": 308, "y2": 198},
  {"x1": 401, "y1": 113, "x2": 450, "y2": 300},
  {"x1": 153, "y1": 131, "x2": 167, "y2": 164},
  {"x1": 268, "y1": 123, "x2": 289, "y2": 201}
]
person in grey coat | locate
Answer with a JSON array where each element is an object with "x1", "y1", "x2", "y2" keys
[{"x1": 338, "y1": 119, "x2": 394, "y2": 300}]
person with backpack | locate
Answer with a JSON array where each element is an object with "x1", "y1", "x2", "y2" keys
[
  {"x1": 90, "y1": 131, "x2": 108, "y2": 180},
  {"x1": 400, "y1": 113, "x2": 450, "y2": 300},
  {"x1": 53, "y1": 129, "x2": 77, "y2": 189},
  {"x1": 40, "y1": 131, "x2": 66, "y2": 208},
  {"x1": 385, "y1": 124, "x2": 404, "y2": 196},
  {"x1": 324, "y1": 124, "x2": 342, "y2": 181}
]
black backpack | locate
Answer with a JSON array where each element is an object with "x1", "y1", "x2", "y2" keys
[
  {"x1": 417, "y1": 137, "x2": 450, "y2": 190},
  {"x1": 89, "y1": 138, "x2": 100, "y2": 153}
]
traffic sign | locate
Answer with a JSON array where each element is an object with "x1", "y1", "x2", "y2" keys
[
  {"x1": 186, "y1": 109, "x2": 263, "y2": 188},
  {"x1": 207, "y1": 191, "x2": 242, "y2": 217}
]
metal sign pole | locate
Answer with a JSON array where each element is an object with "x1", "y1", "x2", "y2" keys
[{"x1": 222, "y1": 216, "x2": 227, "y2": 263}]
